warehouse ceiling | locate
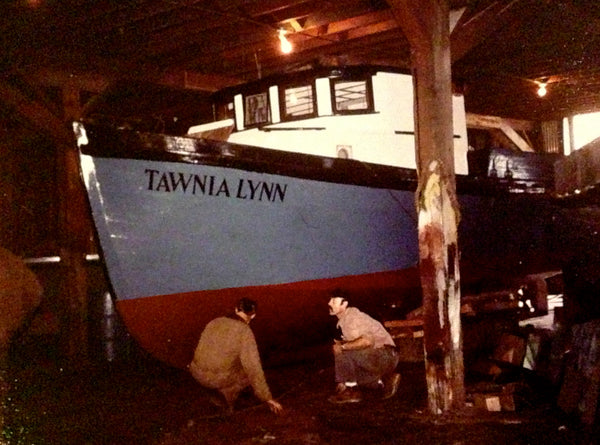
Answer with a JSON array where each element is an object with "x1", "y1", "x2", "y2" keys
[{"x1": 1, "y1": 0, "x2": 600, "y2": 138}]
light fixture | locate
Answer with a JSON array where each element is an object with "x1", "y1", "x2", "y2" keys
[
  {"x1": 537, "y1": 82, "x2": 547, "y2": 97},
  {"x1": 278, "y1": 29, "x2": 292, "y2": 54},
  {"x1": 536, "y1": 80, "x2": 547, "y2": 97}
]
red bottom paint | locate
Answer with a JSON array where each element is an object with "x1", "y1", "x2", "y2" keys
[{"x1": 116, "y1": 268, "x2": 421, "y2": 368}]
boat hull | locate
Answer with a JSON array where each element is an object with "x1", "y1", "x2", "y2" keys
[{"x1": 76, "y1": 123, "x2": 561, "y2": 368}]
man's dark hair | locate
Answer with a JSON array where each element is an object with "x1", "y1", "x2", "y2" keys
[
  {"x1": 331, "y1": 288, "x2": 349, "y2": 303},
  {"x1": 237, "y1": 298, "x2": 257, "y2": 315}
]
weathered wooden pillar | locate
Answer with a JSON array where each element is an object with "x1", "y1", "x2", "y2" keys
[
  {"x1": 389, "y1": 0, "x2": 465, "y2": 413},
  {"x1": 57, "y1": 82, "x2": 90, "y2": 364}
]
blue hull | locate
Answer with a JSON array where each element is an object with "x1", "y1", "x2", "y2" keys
[{"x1": 83, "y1": 156, "x2": 419, "y2": 300}]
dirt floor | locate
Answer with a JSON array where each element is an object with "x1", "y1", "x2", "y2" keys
[{"x1": 0, "y1": 338, "x2": 594, "y2": 445}]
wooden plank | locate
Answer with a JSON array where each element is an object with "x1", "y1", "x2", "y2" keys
[{"x1": 384, "y1": 319, "x2": 424, "y2": 328}]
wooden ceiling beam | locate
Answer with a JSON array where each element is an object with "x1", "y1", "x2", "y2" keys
[
  {"x1": 208, "y1": 11, "x2": 401, "y2": 70},
  {"x1": 310, "y1": 9, "x2": 394, "y2": 35},
  {"x1": 28, "y1": 65, "x2": 240, "y2": 95},
  {"x1": 159, "y1": 70, "x2": 241, "y2": 92},
  {"x1": 466, "y1": 113, "x2": 533, "y2": 151},
  {"x1": 69, "y1": 0, "x2": 206, "y2": 34},
  {"x1": 129, "y1": 14, "x2": 263, "y2": 62},
  {"x1": 3, "y1": 0, "x2": 599, "y2": 121},
  {"x1": 239, "y1": 0, "x2": 316, "y2": 17},
  {"x1": 450, "y1": 0, "x2": 524, "y2": 63},
  {"x1": 141, "y1": 8, "x2": 394, "y2": 67},
  {"x1": 216, "y1": 27, "x2": 407, "y2": 80},
  {"x1": 0, "y1": 78, "x2": 73, "y2": 145},
  {"x1": 556, "y1": 0, "x2": 600, "y2": 36},
  {"x1": 29, "y1": 69, "x2": 111, "y2": 94},
  {"x1": 107, "y1": 1, "x2": 349, "y2": 61},
  {"x1": 388, "y1": 1, "x2": 428, "y2": 47}
]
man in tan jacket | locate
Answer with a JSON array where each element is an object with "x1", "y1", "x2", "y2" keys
[{"x1": 189, "y1": 298, "x2": 283, "y2": 414}]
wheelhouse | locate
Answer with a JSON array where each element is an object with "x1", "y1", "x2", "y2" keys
[{"x1": 188, "y1": 66, "x2": 469, "y2": 174}]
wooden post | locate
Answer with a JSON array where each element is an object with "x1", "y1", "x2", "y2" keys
[
  {"x1": 57, "y1": 82, "x2": 90, "y2": 364},
  {"x1": 389, "y1": 0, "x2": 465, "y2": 413}
]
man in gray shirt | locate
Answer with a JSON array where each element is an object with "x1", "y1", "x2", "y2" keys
[{"x1": 327, "y1": 290, "x2": 400, "y2": 404}]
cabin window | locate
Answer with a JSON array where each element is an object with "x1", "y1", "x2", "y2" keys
[
  {"x1": 214, "y1": 101, "x2": 234, "y2": 121},
  {"x1": 281, "y1": 84, "x2": 316, "y2": 120},
  {"x1": 244, "y1": 92, "x2": 270, "y2": 127},
  {"x1": 331, "y1": 78, "x2": 372, "y2": 114}
]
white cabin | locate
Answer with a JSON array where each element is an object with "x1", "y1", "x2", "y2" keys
[{"x1": 188, "y1": 68, "x2": 469, "y2": 175}]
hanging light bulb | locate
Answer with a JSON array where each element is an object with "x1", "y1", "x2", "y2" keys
[
  {"x1": 278, "y1": 29, "x2": 292, "y2": 54},
  {"x1": 536, "y1": 81, "x2": 547, "y2": 97}
]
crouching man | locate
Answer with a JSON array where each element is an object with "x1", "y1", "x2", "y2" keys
[
  {"x1": 189, "y1": 298, "x2": 283, "y2": 414},
  {"x1": 327, "y1": 291, "x2": 400, "y2": 403}
]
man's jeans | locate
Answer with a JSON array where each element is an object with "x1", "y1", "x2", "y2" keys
[{"x1": 334, "y1": 346, "x2": 399, "y2": 387}]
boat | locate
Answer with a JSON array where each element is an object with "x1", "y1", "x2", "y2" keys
[{"x1": 74, "y1": 66, "x2": 564, "y2": 368}]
